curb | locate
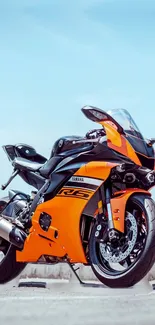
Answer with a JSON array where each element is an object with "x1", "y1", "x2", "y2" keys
[{"x1": 20, "y1": 263, "x2": 155, "y2": 282}]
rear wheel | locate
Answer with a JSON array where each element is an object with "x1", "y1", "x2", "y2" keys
[
  {"x1": 89, "y1": 194, "x2": 155, "y2": 288},
  {"x1": 0, "y1": 199, "x2": 26, "y2": 284}
]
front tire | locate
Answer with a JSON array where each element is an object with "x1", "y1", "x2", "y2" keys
[
  {"x1": 89, "y1": 194, "x2": 155, "y2": 288},
  {"x1": 0, "y1": 199, "x2": 26, "y2": 284}
]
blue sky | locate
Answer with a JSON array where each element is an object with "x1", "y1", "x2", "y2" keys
[{"x1": 0, "y1": 0, "x2": 155, "y2": 194}]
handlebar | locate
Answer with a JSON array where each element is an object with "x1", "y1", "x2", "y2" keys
[
  {"x1": 72, "y1": 128, "x2": 107, "y2": 145},
  {"x1": 72, "y1": 136, "x2": 107, "y2": 145},
  {"x1": 85, "y1": 128, "x2": 106, "y2": 139}
]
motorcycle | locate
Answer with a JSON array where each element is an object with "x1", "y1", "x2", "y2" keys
[{"x1": 0, "y1": 105, "x2": 155, "y2": 288}]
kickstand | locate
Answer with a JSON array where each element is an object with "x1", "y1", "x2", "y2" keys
[
  {"x1": 68, "y1": 262, "x2": 105, "y2": 288},
  {"x1": 68, "y1": 262, "x2": 84, "y2": 284}
]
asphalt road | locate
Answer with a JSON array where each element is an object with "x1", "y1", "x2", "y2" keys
[{"x1": 0, "y1": 280, "x2": 155, "y2": 325}]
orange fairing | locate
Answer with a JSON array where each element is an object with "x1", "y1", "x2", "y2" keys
[
  {"x1": 16, "y1": 161, "x2": 117, "y2": 264},
  {"x1": 74, "y1": 161, "x2": 118, "y2": 179},
  {"x1": 100, "y1": 121, "x2": 142, "y2": 166},
  {"x1": 111, "y1": 189, "x2": 151, "y2": 233}
]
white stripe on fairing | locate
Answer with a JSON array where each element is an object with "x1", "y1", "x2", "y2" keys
[
  {"x1": 69, "y1": 176, "x2": 103, "y2": 187},
  {"x1": 63, "y1": 186, "x2": 95, "y2": 192}
]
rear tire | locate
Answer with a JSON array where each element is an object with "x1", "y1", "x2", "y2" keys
[
  {"x1": 89, "y1": 194, "x2": 155, "y2": 288},
  {"x1": 0, "y1": 245, "x2": 26, "y2": 284},
  {"x1": 0, "y1": 198, "x2": 26, "y2": 284}
]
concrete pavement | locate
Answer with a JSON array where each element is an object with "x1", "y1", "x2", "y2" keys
[{"x1": 0, "y1": 279, "x2": 155, "y2": 325}]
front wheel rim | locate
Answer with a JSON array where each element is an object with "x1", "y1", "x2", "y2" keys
[{"x1": 91, "y1": 199, "x2": 148, "y2": 277}]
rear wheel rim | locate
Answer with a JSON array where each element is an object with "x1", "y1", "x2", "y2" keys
[{"x1": 0, "y1": 239, "x2": 10, "y2": 263}]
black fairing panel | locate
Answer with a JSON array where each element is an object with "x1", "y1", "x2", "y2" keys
[
  {"x1": 19, "y1": 171, "x2": 45, "y2": 190},
  {"x1": 50, "y1": 136, "x2": 93, "y2": 157},
  {"x1": 125, "y1": 135, "x2": 155, "y2": 160},
  {"x1": 43, "y1": 172, "x2": 72, "y2": 202},
  {"x1": 58, "y1": 144, "x2": 93, "y2": 157},
  {"x1": 40, "y1": 139, "x2": 93, "y2": 178},
  {"x1": 18, "y1": 142, "x2": 134, "y2": 190},
  {"x1": 55, "y1": 142, "x2": 134, "y2": 174},
  {"x1": 29, "y1": 172, "x2": 73, "y2": 213},
  {"x1": 136, "y1": 153, "x2": 154, "y2": 170},
  {"x1": 55, "y1": 162, "x2": 86, "y2": 173}
]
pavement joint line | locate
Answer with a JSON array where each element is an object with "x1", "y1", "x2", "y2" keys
[{"x1": 0, "y1": 292, "x2": 154, "y2": 301}]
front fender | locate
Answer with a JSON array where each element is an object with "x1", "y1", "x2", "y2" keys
[{"x1": 111, "y1": 189, "x2": 151, "y2": 233}]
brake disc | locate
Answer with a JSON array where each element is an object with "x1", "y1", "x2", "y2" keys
[{"x1": 99, "y1": 212, "x2": 138, "y2": 263}]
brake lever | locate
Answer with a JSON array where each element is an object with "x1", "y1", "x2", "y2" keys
[
  {"x1": 72, "y1": 136, "x2": 107, "y2": 144},
  {"x1": 72, "y1": 138, "x2": 99, "y2": 144}
]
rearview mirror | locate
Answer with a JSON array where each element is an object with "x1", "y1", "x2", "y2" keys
[
  {"x1": 81, "y1": 105, "x2": 125, "y2": 134},
  {"x1": 146, "y1": 138, "x2": 155, "y2": 146}
]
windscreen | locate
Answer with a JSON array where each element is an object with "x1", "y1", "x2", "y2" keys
[
  {"x1": 107, "y1": 108, "x2": 142, "y2": 139},
  {"x1": 107, "y1": 108, "x2": 154, "y2": 158}
]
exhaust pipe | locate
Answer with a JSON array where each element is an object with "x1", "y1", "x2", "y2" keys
[{"x1": 0, "y1": 217, "x2": 27, "y2": 249}]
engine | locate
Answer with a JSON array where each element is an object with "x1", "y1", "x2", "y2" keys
[
  {"x1": 0, "y1": 190, "x2": 36, "y2": 249},
  {"x1": 2, "y1": 191, "x2": 33, "y2": 226}
]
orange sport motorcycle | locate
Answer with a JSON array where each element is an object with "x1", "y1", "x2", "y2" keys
[{"x1": 0, "y1": 106, "x2": 155, "y2": 288}]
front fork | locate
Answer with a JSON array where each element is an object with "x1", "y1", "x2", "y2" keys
[
  {"x1": 96, "y1": 185, "x2": 116, "y2": 242},
  {"x1": 97, "y1": 184, "x2": 114, "y2": 230},
  {"x1": 96, "y1": 185, "x2": 151, "y2": 234},
  {"x1": 105, "y1": 187, "x2": 114, "y2": 230}
]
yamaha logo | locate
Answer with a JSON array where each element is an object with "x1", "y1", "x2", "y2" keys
[
  {"x1": 71, "y1": 176, "x2": 84, "y2": 182},
  {"x1": 58, "y1": 139, "x2": 64, "y2": 147}
]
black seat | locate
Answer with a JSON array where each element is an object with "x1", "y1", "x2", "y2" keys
[
  {"x1": 39, "y1": 156, "x2": 63, "y2": 178},
  {"x1": 12, "y1": 157, "x2": 43, "y2": 172},
  {"x1": 13, "y1": 156, "x2": 63, "y2": 178}
]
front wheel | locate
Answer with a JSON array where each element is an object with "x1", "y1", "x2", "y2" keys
[{"x1": 88, "y1": 194, "x2": 155, "y2": 288}]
